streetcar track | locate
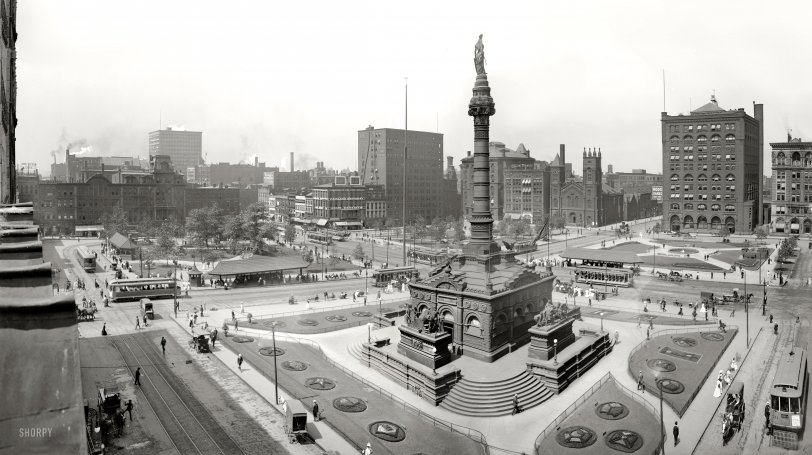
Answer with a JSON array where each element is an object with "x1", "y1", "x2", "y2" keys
[
  {"x1": 108, "y1": 338, "x2": 181, "y2": 455},
  {"x1": 123, "y1": 333, "x2": 245, "y2": 455},
  {"x1": 113, "y1": 336, "x2": 205, "y2": 455}
]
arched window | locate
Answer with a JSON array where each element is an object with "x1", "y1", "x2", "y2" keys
[
  {"x1": 712, "y1": 174, "x2": 721, "y2": 181},
  {"x1": 683, "y1": 135, "x2": 694, "y2": 143},
  {"x1": 684, "y1": 203, "x2": 694, "y2": 210},
  {"x1": 792, "y1": 152, "x2": 802, "y2": 166},
  {"x1": 711, "y1": 134, "x2": 721, "y2": 142},
  {"x1": 670, "y1": 135, "x2": 680, "y2": 144},
  {"x1": 670, "y1": 203, "x2": 680, "y2": 210},
  {"x1": 514, "y1": 307, "x2": 524, "y2": 318},
  {"x1": 697, "y1": 174, "x2": 707, "y2": 182},
  {"x1": 725, "y1": 204, "x2": 735, "y2": 212},
  {"x1": 670, "y1": 174, "x2": 680, "y2": 181},
  {"x1": 776, "y1": 152, "x2": 786, "y2": 165},
  {"x1": 684, "y1": 174, "x2": 694, "y2": 182},
  {"x1": 711, "y1": 216, "x2": 722, "y2": 229},
  {"x1": 725, "y1": 174, "x2": 735, "y2": 182},
  {"x1": 697, "y1": 135, "x2": 708, "y2": 143},
  {"x1": 466, "y1": 316, "x2": 482, "y2": 336},
  {"x1": 697, "y1": 216, "x2": 708, "y2": 229},
  {"x1": 725, "y1": 134, "x2": 735, "y2": 142},
  {"x1": 697, "y1": 203, "x2": 707, "y2": 211},
  {"x1": 805, "y1": 152, "x2": 812, "y2": 167},
  {"x1": 711, "y1": 204, "x2": 721, "y2": 211},
  {"x1": 683, "y1": 215, "x2": 694, "y2": 229}
]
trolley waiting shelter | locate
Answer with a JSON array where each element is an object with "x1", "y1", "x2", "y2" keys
[
  {"x1": 208, "y1": 254, "x2": 310, "y2": 287},
  {"x1": 560, "y1": 247, "x2": 642, "y2": 288}
]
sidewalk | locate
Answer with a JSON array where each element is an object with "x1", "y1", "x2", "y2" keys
[{"x1": 171, "y1": 312, "x2": 357, "y2": 454}]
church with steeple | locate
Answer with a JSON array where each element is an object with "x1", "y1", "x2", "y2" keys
[{"x1": 549, "y1": 146, "x2": 623, "y2": 227}]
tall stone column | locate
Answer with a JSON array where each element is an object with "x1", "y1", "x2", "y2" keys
[{"x1": 465, "y1": 73, "x2": 498, "y2": 257}]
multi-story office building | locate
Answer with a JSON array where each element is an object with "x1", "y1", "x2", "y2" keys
[
  {"x1": 0, "y1": 0, "x2": 17, "y2": 204},
  {"x1": 460, "y1": 142, "x2": 543, "y2": 221},
  {"x1": 148, "y1": 127, "x2": 203, "y2": 173},
  {"x1": 265, "y1": 170, "x2": 311, "y2": 191},
  {"x1": 442, "y1": 157, "x2": 462, "y2": 219},
  {"x1": 311, "y1": 175, "x2": 365, "y2": 223},
  {"x1": 605, "y1": 169, "x2": 662, "y2": 195},
  {"x1": 661, "y1": 96, "x2": 763, "y2": 234},
  {"x1": 769, "y1": 138, "x2": 812, "y2": 234},
  {"x1": 15, "y1": 163, "x2": 38, "y2": 204},
  {"x1": 358, "y1": 126, "x2": 443, "y2": 222}
]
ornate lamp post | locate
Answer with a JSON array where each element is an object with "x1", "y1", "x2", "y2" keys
[
  {"x1": 656, "y1": 372, "x2": 666, "y2": 455},
  {"x1": 553, "y1": 338, "x2": 558, "y2": 364},
  {"x1": 367, "y1": 322, "x2": 375, "y2": 367}
]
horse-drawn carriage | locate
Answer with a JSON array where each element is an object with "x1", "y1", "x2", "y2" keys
[
  {"x1": 189, "y1": 334, "x2": 210, "y2": 353},
  {"x1": 722, "y1": 381, "x2": 745, "y2": 445},
  {"x1": 284, "y1": 400, "x2": 308, "y2": 443}
]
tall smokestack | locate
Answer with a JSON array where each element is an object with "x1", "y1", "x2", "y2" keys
[
  {"x1": 290, "y1": 152, "x2": 294, "y2": 172},
  {"x1": 559, "y1": 144, "x2": 565, "y2": 168}
]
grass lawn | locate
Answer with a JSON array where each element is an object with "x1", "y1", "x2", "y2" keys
[
  {"x1": 637, "y1": 254, "x2": 727, "y2": 272},
  {"x1": 236, "y1": 303, "x2": 406, "y2": 334},
  {"x1": 603, "y1": 242, "x2": 653, "y2": 253},
  {"x1": 222, "y1": 337, "x2": 486, "y2": 455},
  {"x1": 535, "y1": 377, "x2": 662, "y2": 455},
  {"x1": 712, "y1": 248, "x2": 773, "y2": 271},
  {"x1": 655, "y1": 239, "x2": 755, "y2": 249},
  {"x1": 628, "y1": 328, "x2": 737, "y2": 417}
]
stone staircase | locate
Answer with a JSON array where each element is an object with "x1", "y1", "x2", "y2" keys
[
  {"x1": 348, "y1": 341, "x2": 553, "y2": 416},
  {"x1": 439, "y1": 371, "x2": 553, "y2": 417}
]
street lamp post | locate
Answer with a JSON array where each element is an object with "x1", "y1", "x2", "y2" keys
[
  {"x1": 658, "y1": 377, "x2": 666, "y2": 455},
  {"x1": 271, "y1": 321, "x2": 280, "y2": 405},
  {"x1": 600, "y1": 312, "x2": 604, "y2": 332},
  {"x1": 365, "y1": 269, "x2": 369, "y2": 302},
  {"x1": 553, "y1": 338, "x2": 558, "y2": 364}
]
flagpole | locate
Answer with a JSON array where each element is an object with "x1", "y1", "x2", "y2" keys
[{"x1": 403, "y1": 78, "x2": 408, "y2": 266}]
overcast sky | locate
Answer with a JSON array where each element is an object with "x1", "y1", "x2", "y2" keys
[{"x1": 15, "y1": 0, "x2": 812, "y2": 177}]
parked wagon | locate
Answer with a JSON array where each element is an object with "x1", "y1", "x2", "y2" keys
[
  {"x1": 189, "y1": 334, "x2": 210, "y2": 353},
  {"x1": 722, "y1": 381, "x2": 745, "y2": 445},
  {"x1": 284, "y1": 400, "x2": 308, "y2": 443}
]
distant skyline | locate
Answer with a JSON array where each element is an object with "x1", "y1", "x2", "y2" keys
[{"x1": 15, "y1": 0, "x2": 812, "y2": 178}]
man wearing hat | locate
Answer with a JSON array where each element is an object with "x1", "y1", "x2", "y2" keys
[
  {"x1": 362, "y1": 442, "x2": 373, "y2": 455},
  {"x1": 312, "y1": 400, "x2": 319, "y2": 422}
]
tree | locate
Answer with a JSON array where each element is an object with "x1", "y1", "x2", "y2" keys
[
  {"x1": 754, "y1": 226, "x2": 768, "y2": 241},
  {"x1": 154, "y1": 222, "x2": 179, "y2": 264},
  {"x1": 429, "y1": 217, "x2": 447, "y2": 244},
  {"x1": 717, "y1": 226, "x2": 730, "y2": 239},
  {"x1": 222, "y1": 216, "x2": 245, "y2": 253},
  {"x1": 453, "y1": 216, "x2": 466, "y2": 242},
  {"x1": 513, "y1": 218, "x2": 530, "y2": 241},
  {"x1": 550, "y1": 214, "x2": 566, "y2": 233},
  {"x1": 101, "y1": 206, "x2": 128, "y2": 238},
  {"x1": 353, "y1": 244, "x2": 365, "y2": 261},
  {"x1": 652, "y1": 222, "x2": 662, "y2": 237},
  {"x1": 284, "y1": 223, "x2": 297, "y2": 246},
  {"x1": 302, "y1": 249, "x2": 314, "y2": 265},
  {"x1": 186, "y1": 204, "x2": 223, "y2": 248},
  {"x1": 240, "y1": 202, "x2": 274, "y2": 253}
]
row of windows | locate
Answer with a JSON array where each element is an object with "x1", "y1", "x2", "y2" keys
[
  {"x1": 668, "y1": 123, "x2": 736, "y2": 133},
  {"x1": 670, "y1": 194, "x2": 735, "y2": 201},
  {"x1": 670, "y1": 174, "x2": 735, "y2": 182},
  {"x1": 669, "y1": 203, "x2": 735, "y2": 211},
  {"x1": 774, "y1": 206, "x2": 811, "y2": 215},
  {"x1": 775, "y1": 171, "x2": 812, "y2": 180},
  {"x1": 668, "y1": 153, "x2": 735, "y2": 162},
  {"x1": 669, "y1": 134, "x2": 736, "y2": 143},
  {"x1": 670, "y1": 184, "x2": 735, "y2": 192},
  {"x1": 670, "y1": 164, "x2": 736, "y2": 172},
  {"x1": 776, "y1": 194, "x2": 810, "y2": 202},
  {"x1": 774, "y1": 151, "x2": 812, "y2": 167}
]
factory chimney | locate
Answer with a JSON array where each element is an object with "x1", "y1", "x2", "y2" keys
[{"x1": 290, "y1": 152, "x2": 294, "y2": 172}]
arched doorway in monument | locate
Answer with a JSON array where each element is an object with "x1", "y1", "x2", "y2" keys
[{"x1": 442, "y1": 311, "x2": 455, "y2": 338}]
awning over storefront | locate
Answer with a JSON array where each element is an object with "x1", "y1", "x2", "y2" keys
[
  {"x1": 316, "y1": 219, "x2": 328, "y2": 226},
  {"x1": 75, "y1": 225, "x2": 103, "y2": 233},
  {"x1": 335, "y1": 221, "x2": 363, "y2": 227}
]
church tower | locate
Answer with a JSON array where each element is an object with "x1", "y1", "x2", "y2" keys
[
  {"x1": 582, "y1": 147, "x2": 603, "y2": 227},
  {"x1": 549, "y1": 144, "x2": 566, "y2": 218}
]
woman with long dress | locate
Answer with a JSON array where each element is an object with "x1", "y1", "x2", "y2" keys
[{"x1": 714, "y1": 378, "x2": 723, "y2": 398}]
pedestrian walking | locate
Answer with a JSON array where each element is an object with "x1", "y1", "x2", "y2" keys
[
  {"x1": 765, "y1": 401, "x2": 772, "y2": 434},
  {"x1": 312, "y1": 400, "x2": 320, "y2": 421},
  {"x1": 649, "y1": 318, "x2": 654, "y2": 331},
  {"x1": 511, "y1": 393, "x2": 521, "y2": 415},
  {"x1": 234, "y1": 319, "x2": 239, "y2": 332},
  {"x1": 769, "y1": 314, "x2": 773, "y2": 324},
  {"x1": 135, "y1": 316, "x2": 141, "y2": 330},
  {"x1": 101, "y1": 323, "x2": 107, "y2": 336},
  {"x1": 362, "y1": 442, "x2": 373, "y2": 455},
  {"x1": 160, "y1": 336, "x2": 166, "y2": 355},
  {"x1": 673, "y1": 421, "x2": 679, "y2": 446},
  {"x1": 637, "y1": 371, "x2": 644, "y2": 390},
  {"x1": 646, "y1": 327, "x2": 650, "y2": 340},
  {"x1": 125, "y1": 400, "x2": 134, "y2": 421},
  {"x1": 134, "y1": 367, "x2": 141, "y2": 385},
  {"x1": 237, "y1": 353, "x2": 244, "y2": 371}
]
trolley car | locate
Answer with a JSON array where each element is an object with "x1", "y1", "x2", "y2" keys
[
  {"x1": 308, "y1": 232, "x2": 332, "y2": 245},
  {"x1": 76, "y1": 246, "x2": 97, "y2": 272},
  {"x1": 108, "y1": 278, "x2": 179, "y2": 302},
  {"x1": 770, "y1": 348, "x2": 809, "y2": 433},
  {"x1": 372, "y1": 266, "x2": 419, "y2": 288}
]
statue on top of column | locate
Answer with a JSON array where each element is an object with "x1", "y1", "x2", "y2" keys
[{"x1": 474, "y1": 34, "x2": 486, "y2": 75}]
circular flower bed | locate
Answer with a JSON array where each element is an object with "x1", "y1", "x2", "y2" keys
[
  {"x1": 282, "y1": 360, "x2": 308, "y2": 371},
  {"x1": 297, "y1": 318, "x2": 319, "y2": 326},
  {"x1": 325, "y1": 315, "x2": 347, "y2": 323},
  {"x1": 701, "y1": 332, "x2": 725, "y2": 342},
  {"x1": 305, "y1": 377, "x2": 336, "y2": 390},
  {"x1": 646, "y1": 358, "x2": 677, "y2": 373},
  {"x1": 556, "y1": 426, "x2": 597, "y2": 449},
  {"x1": 259, "y1": 347, "x2": 285, "y2": 357},
  {"x1": 231, "y1": 336, "x2": 254, "y2": 343},
  {"x1": 656, "y1": 378, "x2": 685, "y2": 394},
  {"x1": 261, "y1": 320, "x2": 286, "y2": 328},
  {"x1": 672, "y1": 337, "x2": 698, "y2": 348},
  {"x1": 352, "y1": 311, "x2": 374, "y2": 318},
  {"x1": 595, "y1": 402, "x2": 629, "y2": 420},
  {"x1": 368, "y1": 421, "x2": 406, "y2": 442},
  {"x1": 333, "y1": 397, "x2": 368, "y2": 413},
  {"x1": 605, "y1": 429, "x2": 644, "y2": 453}
]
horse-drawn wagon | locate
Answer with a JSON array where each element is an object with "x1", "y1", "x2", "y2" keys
[{"x1": 284, "y1": 400, "x2": 308, "y2": 443}]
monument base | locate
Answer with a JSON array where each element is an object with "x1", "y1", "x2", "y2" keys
[
  {"x1": 527, "y1": 311, "x2": 579, "y2": 362},
  {"x1": 397, "y1": 326, "x2": 452, "y2": 369},
  {"x1": 526, "y1": 327, "x2": 612, "y2": 394}
]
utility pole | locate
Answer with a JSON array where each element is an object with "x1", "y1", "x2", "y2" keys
[{"x1": 402, "y1": 78, "x2": 408, "y2": 268}]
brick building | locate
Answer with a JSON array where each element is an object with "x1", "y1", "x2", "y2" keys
[
  {"x1": 661, "y1": 96, "x2": 763, "y2": 234},
  {"x1": 769, "y1": 137, "x2": 812, "y2": 234},
  {"x1": 0, "y1": 0, "x2": 16, "y2": 204}
]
